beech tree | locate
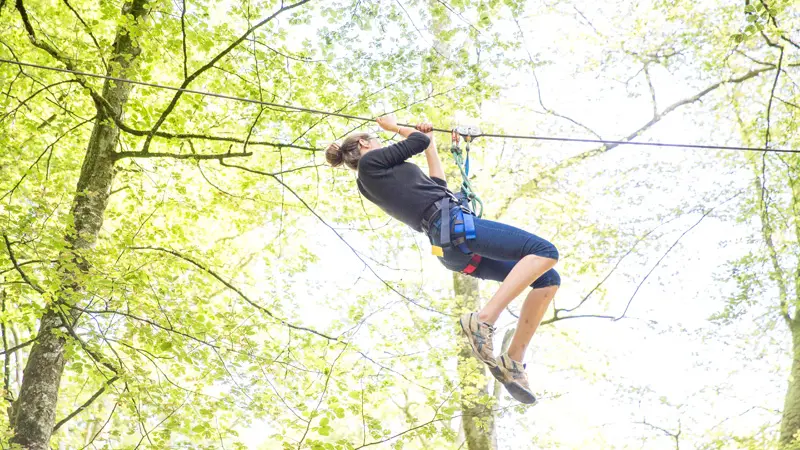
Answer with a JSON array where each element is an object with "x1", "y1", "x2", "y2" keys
[{"x1": 2, "y1": 0, "x2": 799, "y2": 448}]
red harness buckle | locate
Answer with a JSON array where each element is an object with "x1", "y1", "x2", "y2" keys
[{"x1": 462, "y1": 254, "x2": 482, "y2": 274}]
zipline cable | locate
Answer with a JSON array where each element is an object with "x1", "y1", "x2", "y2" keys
[{"x1": 1, "y1": 58, "x2": 796, "y2": 154}]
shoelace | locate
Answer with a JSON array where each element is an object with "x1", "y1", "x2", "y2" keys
[
  {"x1": 503, "y1": 355, "x2": 527, "y2": 375},
  {"x1": 484, "y1": 323, "x2": 496, "y2": 348}
]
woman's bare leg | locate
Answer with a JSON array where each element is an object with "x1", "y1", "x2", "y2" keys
[
  {"x1": 476, "y1": 254, "x2": 557, "y2": 325},
  {"x1": 507, "y1": 285, "x2": 558, "y2": 362}
]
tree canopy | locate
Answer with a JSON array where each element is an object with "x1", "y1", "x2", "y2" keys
[{"x1": 1, "y1": 0, "x2": 799, "y2": 448}]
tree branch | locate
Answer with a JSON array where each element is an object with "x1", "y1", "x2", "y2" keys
[
  {"x1": 513, "y1": 15, "x2": 602, "y2": 140},
  {"x1": 777, "y1": 97, "x2": 800, "y2": 110},
  {"x1": 433, "y1": 0, "x2": 482, "y2": 36},
  {"x1": 128, "y1": 246, "x2": 340, "y2": 341},
  {"x1": 220, "y1": 161, "x2": 455, "y2": 318},
  {"x1": 394, "y1": 0, "x2": 447, "y2": 60},
  {"x1": 77, "y1": 399, "x2": 117, "y2": 450},
  {"x1": 566, "y1": 67, "x2": 779, "y2": 162},
  {"x1": 764, "y1": 47, "x2": 784, "y2": 150},
  {"x1": 541, "y1": 313, "x2": 617, "y2": 326},
  {"x1": 644, "y1": 63, "x2": 658, "y2": 118},
  {"x1": 2, "y1": 233, "x2": 43, "y2": 294},
  {"x1": 1, "y1": 290, "x2": 11, "y2": 403},
  {"x1": 500, "y1": 65, "x2": 785, "y2": 218},
  {"x1": 0, "y1": 259, "x2": 51, "y2": 276},
  {"x1": 0, "y1": 115, "x2": 96, "y2": 202},
  {"x1": 557, "y1": 214, "x2": 682, "y2": 316},
  {"x1": 112, "y1": 150, "x2": 252, "y2": 161},
  {"x1": 781, "y1": 36, "x2": 800, "y2": 51},
  {"x1": 0, "y1": 336, "x2": 37, "y2": 356},
  {"x1": 758, "y1": 165, "x2": 791, "y2": 324},
  {"x1": 180, "y1": 0, "x2": 188, "y2": 79},
  {"x1": 54, "y1": 307, "x2": 119, "y2": 377},
  {"x1": 736, "y1": 49, "x2": 774, "y2": 67},
  {"x1": 15, "y1": 0, "x2": 76, "y2": 69},
  {"x1": 51, "y1": 376, "x2": 119, "y2": 432},
  {"x1": 66, "y1": 304, "x2": 224, "y2": 349},
  {"x1": 355, "y1": 350, "x2": 435, "y2": 393},
  {"x1": 140, "y1": 0, "x2": 312, "y2": 153},
  {"x1": 61, "y1": 0, "x2": 107, "y2": 71},
  {"x1": 352, "y1": 404, "x2": 515, "y2": 449},
  {"x1": 615, "y1": 196, "x2": 736, "y2": 321},
  {"x1": 758, "y1": 0, "x2": 800, "y2": 50},
  {"x1": 637, "y1": 418, "x2": 681, "y2": 449},
  {"x1": 250, "y1": 38, "x2": 328, "y2": 63},
  {"x1": 108, "y1": 113, "x2": 319, "y2": 152},
  {"x1": 0, "y1": 79, "x2": 78, "y2": 124},
  {"x1": 297, "y1": 340, "x2": 350, "y2": 449}
]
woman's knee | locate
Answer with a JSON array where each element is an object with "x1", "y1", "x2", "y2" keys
[
  {"x1": 531, "y1": 269, "x2": 560, "y2": 289},
  {"x1": 522, "y1": 236, "x2": 559, "y2": 261},
  {"x1": 547, "y1": 243, "x2": 559, "y2": 261}
]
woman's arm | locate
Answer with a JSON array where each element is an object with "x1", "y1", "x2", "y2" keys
[
  {"x1": 377, "y1": 114, "x2": 417, "y2": 138},
  {"x1": 366, "y1": 114, "x2": 432, "y2": 168},
  {"x1": 417, "y1": 123, "x2": 446, "y2": 182},
  {"x1": 363, "y1": 133, "x2": 430, "y2": 168}
]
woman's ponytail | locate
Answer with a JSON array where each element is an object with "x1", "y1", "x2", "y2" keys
[
  {"x1": 325, "y1": 133, "x2": 369, "y2": 170},
  {"x1": 325, "y1": 142, "x2": 344, "y2": 167}
]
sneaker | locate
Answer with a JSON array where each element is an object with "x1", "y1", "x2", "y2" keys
[
  {"x1": 459, "y1": 312, "x2": 496, "y2": 367},
  {"x1": 489, "y1": 353, "x2": 537, "y2": 405}
]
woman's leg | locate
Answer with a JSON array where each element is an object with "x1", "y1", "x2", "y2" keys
[
  {"x1": 469, "y1": 258, "x2": 561, "y2": 362},
  {"x1": 507, "y1": 285, "x2": 558, "y2": 362},
  {"x1": 463, "y1": 255, "x2": 559, "y2": 404},
  {"x1": 477, "y1": 255, "x2": 557, "y2": 325},
  {"x1": 462, "y1": 216, "x2": 559, "y2": 326}
]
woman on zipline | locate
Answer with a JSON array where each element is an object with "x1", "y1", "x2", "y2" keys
[{"x1": 326, "y1": 114, "x2": 560, "y2": 404}]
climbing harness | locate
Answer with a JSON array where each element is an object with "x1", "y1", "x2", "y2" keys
[
  {"x1": 450, "y1": 126, "x2": 484, "y2": 218},
  {"x1": 427, "y1": 126, "x2": 484, "y2": 275}
]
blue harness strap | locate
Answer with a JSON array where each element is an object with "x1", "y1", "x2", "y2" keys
[
  {"x1": 437, "y1": 197, "x2": 477, "y2": 255},
  {"x1": 463, "y1": 212, "x2": 476, "y2": 240},
  {"x1": 439, "y1": 196, "x2": 451, "y2": 250}
]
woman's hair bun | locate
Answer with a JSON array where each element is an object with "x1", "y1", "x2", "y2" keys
[
  {"x1": 325, "y1": 133, "x2": 365, "y2": 170},
  {"x1": 325, "y1": 142, "x2": 343, "y2": 167}
]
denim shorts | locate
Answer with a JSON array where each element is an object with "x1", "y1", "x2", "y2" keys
[{"x1": 427, "y1": 207, "x2": 561, "y2": 289}]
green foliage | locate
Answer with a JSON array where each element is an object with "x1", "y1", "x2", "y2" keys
[
  {"x1": 0, "y1": 0, "x2": 510, "y2": 447},
  {"x1": 2, "y1": 0, "x2": 799, "y2": 448}
]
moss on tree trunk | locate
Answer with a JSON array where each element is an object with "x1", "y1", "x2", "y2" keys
[{"x1": 454, "y1": 272, "x2": 497, "y2": 450}]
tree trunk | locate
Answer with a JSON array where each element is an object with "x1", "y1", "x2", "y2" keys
[
  {"x1": 781, "y1": 321, "x2": 800, "y2": 448},
  {"x1": 454, "y1": 273, "x2": 497, "y2": 450},
  {"x1": 10, "y1": 2, "x2": 148, "y2": 448}
]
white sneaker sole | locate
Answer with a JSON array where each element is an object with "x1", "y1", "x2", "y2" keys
[{"x1": 489, "y1": 365, "x2": 537, "y2": 405}]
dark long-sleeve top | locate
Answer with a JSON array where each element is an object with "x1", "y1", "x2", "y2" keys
[{"x1": 357, "y1": 132, "x2": 453, "y2": 232}]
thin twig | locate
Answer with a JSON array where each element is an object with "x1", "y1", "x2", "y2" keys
[
  {"x1": 2, "y1": 233, "x2": 44, "y2": 294},
  {"x1": 220, "y1": 161, "x2": 455, "y2": 317},
  {"x1": 52, "y1": 376, "x2": 119, "y2": 432},
  {"x1": 615, "y1": 193, "x2": 741, "y2": 320},
  {"x1": 113, "y1": 150, "x2": 252, "y2": 161},
  {"x1": 140, "y1": 0, "x2": 313, "y2": 153},
  {"x1": 129, "y1": 246, "x2": 341, "y2": 341}
]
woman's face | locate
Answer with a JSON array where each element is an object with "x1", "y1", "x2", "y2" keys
[{"x1": 359, "y1": 133, "x2": 382, "y2": 155}]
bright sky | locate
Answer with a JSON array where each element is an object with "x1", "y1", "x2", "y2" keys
[{"x1": 231, "y1": 1, "x2": 786, "y2": 448}]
